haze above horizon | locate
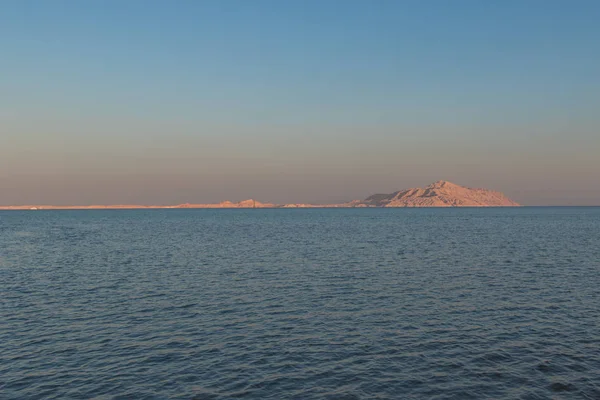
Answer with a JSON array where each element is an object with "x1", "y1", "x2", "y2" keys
[{"x1": 2, "y1": 0, "x2": 599, "y2": 206}]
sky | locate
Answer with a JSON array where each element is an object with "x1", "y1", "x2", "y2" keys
[{"x1": 1, "y1": 0, "x2": 599, "y2": 205}]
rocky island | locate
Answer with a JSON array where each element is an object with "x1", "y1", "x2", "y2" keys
[{"x1": 356, "y1": 180, "x2": 520, "y2": 207}]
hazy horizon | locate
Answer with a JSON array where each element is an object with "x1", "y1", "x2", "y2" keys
[{"x1": 2, "y1": 1, "x2": 599, "y2": 206}]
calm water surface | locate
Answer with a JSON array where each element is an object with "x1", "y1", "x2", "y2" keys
[{"x1": 1, "y1": 208, "x2": 599, "y2": 399}]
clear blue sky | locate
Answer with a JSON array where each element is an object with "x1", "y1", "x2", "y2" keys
[{"x1": 1, "y1": 0, "x2": 599, "y2": 205}]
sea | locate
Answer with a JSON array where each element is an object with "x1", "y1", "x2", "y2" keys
[{"x1": 1, "y1": 207, "x2": 599, "y2": 399}]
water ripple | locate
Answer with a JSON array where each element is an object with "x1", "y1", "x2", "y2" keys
[{"x1": 1, "y1": 208, "x2": 599, "y2": 399}]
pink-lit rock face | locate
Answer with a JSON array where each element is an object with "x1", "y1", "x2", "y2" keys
[{"x1": 360, "y1": 180, "x2": 520, "y2": 207}]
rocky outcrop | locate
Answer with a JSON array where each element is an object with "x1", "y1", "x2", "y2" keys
[{"x1": 360, "y1": 180, "x2": 520, "y2": 207}]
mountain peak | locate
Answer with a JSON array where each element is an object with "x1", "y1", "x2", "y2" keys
[{"x1": 428, "y1": 180, "x2": 460, "y2": 189}]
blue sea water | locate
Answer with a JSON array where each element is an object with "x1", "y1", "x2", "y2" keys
[{"x1": 1, "y1": 207, "x2": 599, "y2": 399}]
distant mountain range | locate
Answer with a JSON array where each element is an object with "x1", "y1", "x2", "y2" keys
[
  {"x1": 0, "y1": 181, "x2": 520, "y2": 209},
  {"x1": 282, "y1": 180, "x2": 519, "y2": 208}
]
